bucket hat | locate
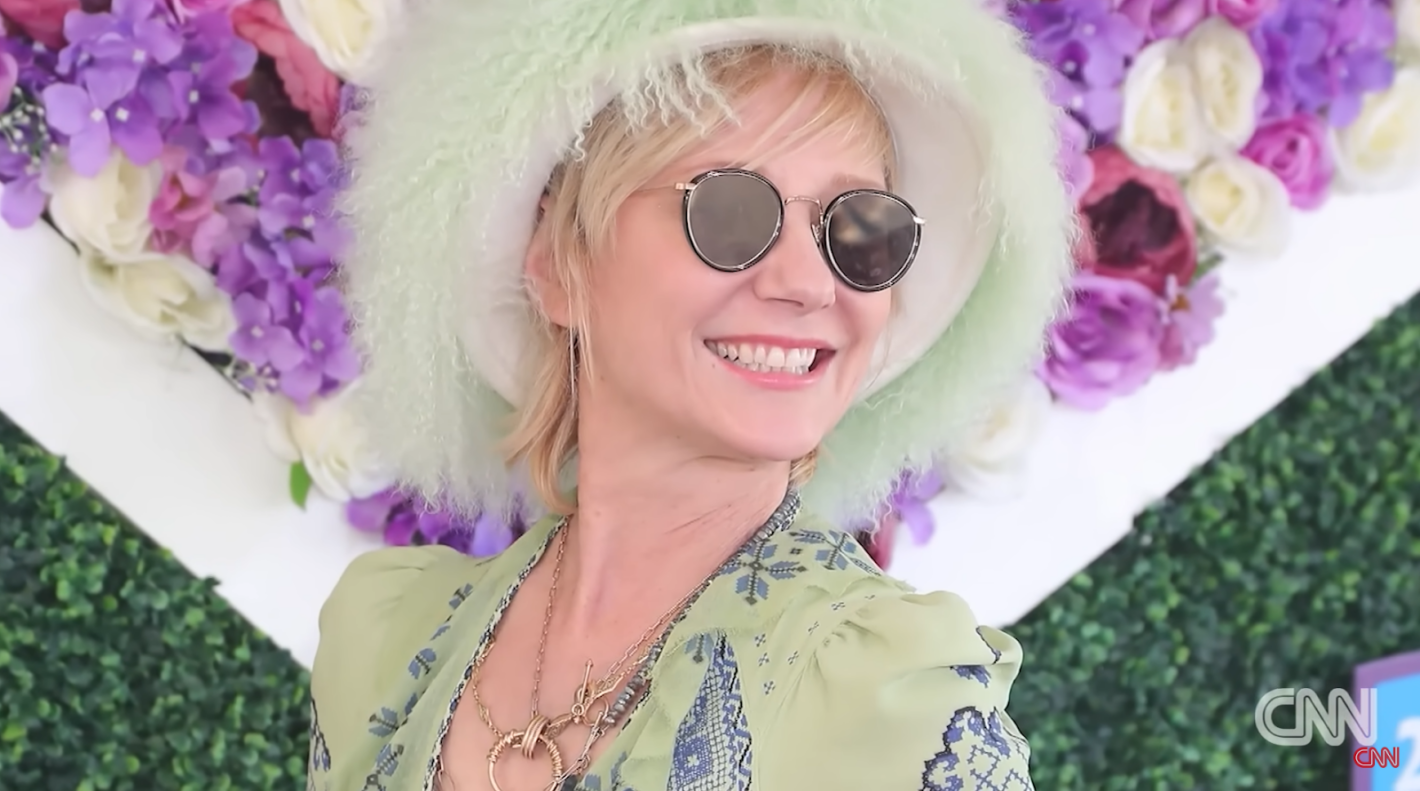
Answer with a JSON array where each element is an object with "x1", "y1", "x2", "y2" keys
[{"x1": 338, "y1": 0, "x2": 1077, "y2": 524}]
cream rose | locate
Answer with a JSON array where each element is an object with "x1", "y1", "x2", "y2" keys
[
  {"x1": 49, "y1": 151, "x2": 162, "y2": 262},
  {"x1": 1119, "y1": 40, "x2": 1212, "y2": 173},
  {"x1": 253, "y1": 385, "x2": 396, "y2": 502},
  {"x1": 1397, "y1": 0, "x2": 1420, "y2": 63},
  {"x1": 1184, "y1": 154, "x2": 1291, "y2": 258},
  {"x1": 78, "y1": 246, "x2": 237, "y2": 351},
  {"x1": 1182, "y1": 17, "x2": 1263, "y2": 150},
  {"x1": 1330, "y1": 68, "x2": 1420, "y2": 193},
  {"x1": 1120, "y1": 19, "x2": 1263, "y2": 174},
  {"x1": 277, "y1": 0, "x2": 399, "y2": 82},
  {"x1": 940, "y1": 377, "x2": 1052, "y2": 500}
]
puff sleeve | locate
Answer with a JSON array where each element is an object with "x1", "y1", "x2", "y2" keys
[
  {"x1": 306, "y1": 545, "x2": 458, "y2": 788},
  {"x1": 760, "y1": 589, "x2": 1034, "y2": 790}
]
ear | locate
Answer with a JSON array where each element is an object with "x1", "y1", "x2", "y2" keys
[{"x1": 524, "y1": 194, "x2": 573, "y2": 328}]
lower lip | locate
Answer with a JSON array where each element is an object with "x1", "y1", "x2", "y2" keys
[{"x1": 707, "y1": 345, "x2": 832, "y2": 390}]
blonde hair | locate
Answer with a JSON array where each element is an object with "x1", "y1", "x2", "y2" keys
[{"x1": 503, "y1": 44, "x2": 897, "y2": 513}]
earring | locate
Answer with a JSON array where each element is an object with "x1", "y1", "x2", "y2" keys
[{"x1": 567, "y1": 329, "x2": 578, "y2": 401}]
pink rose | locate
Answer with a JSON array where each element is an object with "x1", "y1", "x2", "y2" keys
[
  {"x1": 150, "y1": 147, "x2": 255, "y2": 265},
  {"x1": 167, "y1": 0, "x2": 250, "y2": 22},
  {"x1": 1078, "y1": 146, "x2": 1199, "y2": 296},
  {"x1": 230, "y1": 0, "x2": 341, "y2": 138},
  {"x1": 1240, "y1": 114, "x2": 1333, "y2": 210},
  {"x1": 1207, "y1": 0, "x2": 1279, "y2": 30},
  {"x1": 0, "y1": 0, "x2": 80, "y2": 49}
]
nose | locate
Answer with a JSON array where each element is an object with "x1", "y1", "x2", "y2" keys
[{"x1": 751, "y1": 200, "x2": 836, "y2": 312}]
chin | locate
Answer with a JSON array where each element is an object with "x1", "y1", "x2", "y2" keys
[{"x1": 714, "y1": 420, "x2": 829, "y2": 468}]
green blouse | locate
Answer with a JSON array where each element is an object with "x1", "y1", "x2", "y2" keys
[{"x1": 307, "y1": 492, "x2": 1034, "y2": 790}]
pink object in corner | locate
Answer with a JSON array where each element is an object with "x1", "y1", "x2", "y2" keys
[
  {"x1": 230, "y1": 0, "x2": 341, "y2": 138},
  {"x1": 0, "y1": 0, "x2": 80, "y2": 49}
]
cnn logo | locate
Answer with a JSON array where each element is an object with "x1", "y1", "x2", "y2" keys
[{"x1": 1255, "y1": 688, "x2": 1378, "y2": 747}]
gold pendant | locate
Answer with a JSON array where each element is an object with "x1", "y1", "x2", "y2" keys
[{"x1": 487, "y1": 721, "x2": 563, "y2": 791}]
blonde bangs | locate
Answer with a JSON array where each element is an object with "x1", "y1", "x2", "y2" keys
[{"x1": 504, "y1": 44, "x2": 896, "y2": 513}]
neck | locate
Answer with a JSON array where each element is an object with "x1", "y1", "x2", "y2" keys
[{"x1": 556, "y1": 416, "x2": 789, "y2": 634}]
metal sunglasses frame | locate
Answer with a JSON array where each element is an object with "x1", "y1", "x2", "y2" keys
[{"x1": 667, "y1": 168, "x2": 925, "y2": 293}]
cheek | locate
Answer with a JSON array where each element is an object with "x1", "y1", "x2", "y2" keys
[
  {"x1": 849, "y1": 289, "x2": 894, "y2": 348},
  {"x1": 589, "y1": 203, "x2": 726, "y2": 339}
]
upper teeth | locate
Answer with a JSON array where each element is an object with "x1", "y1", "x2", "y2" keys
[{"x1": 709, "y1": 342, "x2": 818, "y2": 374}]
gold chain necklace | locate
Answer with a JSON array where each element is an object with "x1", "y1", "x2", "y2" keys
[{"x1": 467, "y1": 524, "x2": 704, "y2": 791}]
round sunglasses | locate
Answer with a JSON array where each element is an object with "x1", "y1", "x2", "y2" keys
[{"x1": 662, "y1": 168, "x2": 924, "y2": 292}]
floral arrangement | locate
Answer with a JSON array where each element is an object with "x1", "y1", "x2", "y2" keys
[{"x1": 2, "y1": 0, "x2": 1417, "y2": 567}]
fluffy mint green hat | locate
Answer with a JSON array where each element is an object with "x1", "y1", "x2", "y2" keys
[{"x1": 338, "y1": 0, "x2": 1076, "y2": 524}]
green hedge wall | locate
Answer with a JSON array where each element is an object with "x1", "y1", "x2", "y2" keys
[
  {"x1": 0, "y1": 428, "x2": 310, "y2": 790},
  {"x1": 3, "y1": 294, "x2": 1419, "y2": 790},
  {"x1": 1009, "y1": 295, "x2": 1420, "y2": 789}
]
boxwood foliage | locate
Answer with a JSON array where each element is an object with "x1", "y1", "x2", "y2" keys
[
  {"x1": 1010, "y1": 295, "x2": 1420, "y2": 790},
  {"x1": 1, "y1": 296, "x2": 1418, "y2": 790},
  {"x1": 0, "y1": 420, "x2": 310, "y2": 790}
]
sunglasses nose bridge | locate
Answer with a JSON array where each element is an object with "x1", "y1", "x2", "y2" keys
[{"x1": 782, "y1": 195, "x2": 825, "y2": 244}]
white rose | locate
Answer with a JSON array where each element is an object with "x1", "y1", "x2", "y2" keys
[
  {"x1": 278, "y1": 0, "x2": 399, "y2": 82},
  {"x1": 1398, "y1": 0, "x2": 1420, "y2": 63},
  {"x1": 49, "y1": 151, "x2": 162, "y2": 262},
  {"x1": 252, "y1": 385, "x2": 396, "y2": 503},
  {"x1": 1182, "y1": 17, "x2": 1263, "y2": 150},
  {"x1": 1184, "y1": 155, "x2": 1291, "y2": 259},
  {"x1": 1329, "y1": 68, "x2": 1420, "y2": 193},
  {"x1": 1119, "y1": 20, "x2": 1263, "y2": 174},
  {"x1": 1119, "y1": 40, "x2": 1212, "y2": 173},
  {"x1": 941, "y1": 377, "x2": 1052, "y2": 500},
  {"x1": 78, "y1": 246, "x2": 237, "y2": 351}
]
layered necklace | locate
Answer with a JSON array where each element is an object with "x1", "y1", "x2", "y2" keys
[{"x1": 465, "y1": 526, "x2": 709, "y2": 791}]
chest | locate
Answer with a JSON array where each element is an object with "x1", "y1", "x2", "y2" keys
[
  {"x1": 433, "y1": 629, "x2": 772, "y2": 791},
  {"x1": 433, "y1": 602, "x2": 656, "y2": 791}
]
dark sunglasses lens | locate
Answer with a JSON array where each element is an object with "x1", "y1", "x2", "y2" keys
[
  {"x1": 686, "y1": 173, "x2": 782, "y2": 270},
  {"x1": 825, "y1": 193, "x2": 918, "y2": 290}
]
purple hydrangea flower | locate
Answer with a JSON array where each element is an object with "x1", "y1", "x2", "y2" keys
[
  {"x1": 275, "y1": 283, "x2": 361, "y2": 403},
  {"x1": 1038, "y1": 273, "x2": 1167, "y2": 410},
  {"x1": 43, "y1": 0, "x2": 259, "y2": 177},
  {"x1": 1, "y1": 70, "x2": 59, "y2": 226},
  {"x1": 1058, "y1": 113, "x2": 1096, "y2": 200},
  {"x1": 1, "y1": 52, "x2": 17, "y2": 104},
  {"x1": 231, "y1": 291, "x2": 305, "y2": 371},
  {"x1": 42, "y1": 81, "x2": 164, "y2": 174},
  {"x1": 345, "y1": 489, "x2": 525, "y2": 557},
  {"x1": 1159, "y1": 271, "x2": 1225, "y2": 371},
  {"x1": 218, "y1": 133, "x2": 354, "y2": 401},
  {"x1": 1250, "y1": 0, "x2": 1396, "y2": 127},
  {"x1": 888, "y1": 467, "x2": 945, "y2": 546},
  {"x1": 166, "y1": 41, "x2": 257, "y2": 142},
  {"x1": 1012, "y1": 0, "x2": 1146, "y2": 136},
  {"x1": 0, "y1": 38, "x2": 65, "y2": 228},
  {"x1": 58, "y1": 0, "x2": 184, "y2": 86}
]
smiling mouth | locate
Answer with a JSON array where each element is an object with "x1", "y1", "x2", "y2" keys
[{"x1": 704, "y1": 340, "x2": 831, "y2": 375}]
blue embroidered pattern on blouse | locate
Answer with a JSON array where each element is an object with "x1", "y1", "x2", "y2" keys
[
  {"x1": 920, "y1": 707, "x2": 1033, "y2": 791},
  {"x1": 362, "y1": 743, "x2": 405, "y2": 791},
  {"x1": 717, "y1": 519, "x2": 878, "y2": 606},
  {"x1": 668, "y1": 633, "x2": 753, "y2": 791},
  {"x1": 579, "y1": 751, "x2": 635, "y2": 791},
  {"x1": 952, "y1": 665, "x2": 992, "y2": 687},
  {"x1": 976, "y1": 627, "x2": 1004, "y2": 664},
  {"x1": 792, "y1": 529, "x2": 881, "y2": 575},
  {"x1": 309, "y1": 698, "x2": 332, "y2": 780},
  {"x1": 361, "y1": 584, "x2": 477, "y2": 789}
]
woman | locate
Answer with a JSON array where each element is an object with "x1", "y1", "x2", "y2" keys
[{"x1": 310, "y1": 0, "x2": 1074, "y2": 789}]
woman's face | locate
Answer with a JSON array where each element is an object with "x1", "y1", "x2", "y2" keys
[{"x1": 580, "y1": 71, "x2": 894, "y2": 468}]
